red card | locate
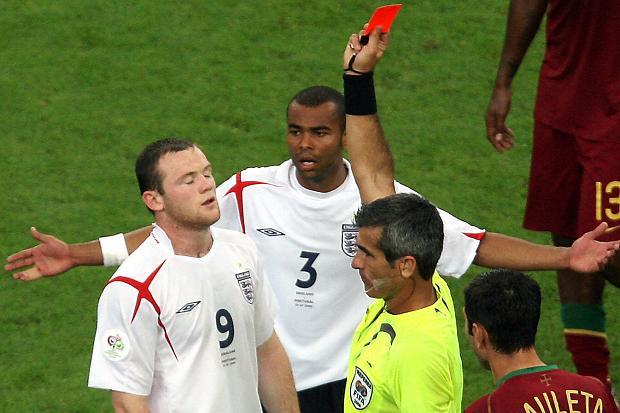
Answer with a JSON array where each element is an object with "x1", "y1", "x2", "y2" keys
[{"x1": 363, "y1": 4, "x2": 403, "y2": 36}]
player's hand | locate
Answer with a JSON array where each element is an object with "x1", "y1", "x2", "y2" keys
[
  {"x1": 343, "y1": 25, "x2": 390, "y2": 75},
  {"x1": 485, "y1": 86, "x2": 515, "y2": 152},
  {"x1": 569, "y1": 222, "x2": 620, "y2": 274},
  {"x1": 5, "y1": 227, "x2": 75, "y2": 281}
]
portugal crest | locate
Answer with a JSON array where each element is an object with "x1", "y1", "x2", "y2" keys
[
  {"x1": 341, "y1": 224, "x2": 359, "y2": 257},
  {"x1": 235, "y1": 271, "x2": 254, "y2": 304},
  {"x1": 350, "y1": 367, "x2": 373, "y2": 409}
]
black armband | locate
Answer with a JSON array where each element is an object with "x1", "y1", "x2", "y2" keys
[{"x1": 343, "y1": 73, "x2": 377, "y2": 115}]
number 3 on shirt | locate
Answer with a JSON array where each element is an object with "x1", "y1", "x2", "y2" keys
[{"x1": 296, "y1": 251, "x2": 319, "y2": 289}]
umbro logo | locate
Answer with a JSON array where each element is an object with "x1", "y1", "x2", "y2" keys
[
  {"x1": 257, "y1": 228, "x2": 285, "y2": 237},
  {"x1": 176, "y1": 301, "x2": 201, "y2": 313}
]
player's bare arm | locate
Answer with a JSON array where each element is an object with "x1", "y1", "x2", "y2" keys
[
  {"x1": 5, "y1": 226, "x2": 152, "y2": 281},
  {"x1": 475, "y1": 222, "x2": 620, "y2": 273},
  {"x1": 256, "y1": 332, "x2": 300, "y2": 413},
  {"x1": 343, "y1": 26, "x2": 395, "y2": 204},
  {"x1": 111, "y1": 391, "x2": 150, "y2": 413},
  {"x1": 486, "y1": 0, "x2": 548, "y2": 152}
]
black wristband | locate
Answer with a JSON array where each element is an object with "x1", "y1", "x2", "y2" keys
[{"x1": 343, "y1": 73, "x2": 377, "y2": 115}]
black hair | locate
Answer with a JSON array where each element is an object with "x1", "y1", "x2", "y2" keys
[
  {"x1": 287, "y1": 86, "x2": 346, "y2": 132},
  {"x1": 464, "y1": 269, "x2": 541, "y2": 354}
]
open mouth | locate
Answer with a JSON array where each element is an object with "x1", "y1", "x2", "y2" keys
[
  {"x1": 202, "y1": 197, "x2": 216, "y2": 207},
  {"x1": 297, "y1": 157, "x2": 318, "y2": 170}
]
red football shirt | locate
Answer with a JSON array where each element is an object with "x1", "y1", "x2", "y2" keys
[
  {"x1": 465, "y1": 365, "x2": 619, "y2": 413},
  {"x1": 535, "y1": 0, "x2": 620, "y2": 141}
]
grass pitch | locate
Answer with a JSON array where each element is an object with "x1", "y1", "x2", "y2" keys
[{"x1": 1, "y1": 1, "x2": 618, "y2": 411}]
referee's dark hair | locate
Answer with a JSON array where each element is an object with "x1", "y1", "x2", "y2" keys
[
  {"x1": 353, "y1": 193, "x2": 444, "y2": 280},
  {"x1": 465, "y1": 269, "x2": 541, "y2": 354},
  {"x1": 287, "y1": 86, "x2": 346, "y2": 132}
]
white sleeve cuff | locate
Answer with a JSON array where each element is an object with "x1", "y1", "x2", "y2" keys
[{"x1": 99, "y1": 233, "x2": 129, "y2": 267}]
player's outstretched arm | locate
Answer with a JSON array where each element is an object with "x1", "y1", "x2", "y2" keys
[
  {"x1": 111, "y1": 391, "x2": 150, "y2": 413},
  {"x1": 257, "y1": 332, "x2": 300, "y2": 413},
  {"x1": 485, "y1": 0, "x2": 547, "y2": 152},
  {"x1": 568, "y1": 223, "x2": 620, "y2": 273},
  {"x1": 5, "y1": 227, "x2": 94, "y2": 281},
  {"x1": 343, "y1": 26, "x2": 395, "y2": 204},
  {"x1": 5, "y1": 226, "x2": 152, "y2": 281},
  {"x1": 474, "y1": 223, "x2": 620, "y2": 273}
]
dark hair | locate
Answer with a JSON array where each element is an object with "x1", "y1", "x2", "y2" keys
[
  {"x1": 353, "y1": 193, "x2": 444, "y2": 280},
  {"x1": 287, "y1": 86, "x2": 346, "y2": 132},
  {"x1": 464, "y1": 269, "x2": 541, "y2": 354},
  {"x1": 135, "y1": 137, "x2": 196, "y2": 196}
]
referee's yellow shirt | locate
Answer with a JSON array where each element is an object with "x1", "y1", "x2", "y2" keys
[{"x1": 344, "y1": 273, "x2": 463, "y2": 413}]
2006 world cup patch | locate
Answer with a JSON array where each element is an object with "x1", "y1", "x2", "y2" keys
[
  {"x1": 102, "y1": 329, "x2": 131, "y2": 361},
  {"x1": 350, "y1": 366, "x2": 373, "y2": 409}
]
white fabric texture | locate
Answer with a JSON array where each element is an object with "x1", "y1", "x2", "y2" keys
[
  {"x1": 215, "y1": 159, "x2": 483, "y2": 390},
  {"x1": 99, "y1": 233, "x2": 129, "y2": 267},
  {"x1": 89, "y1": 226, "x2": 277, "y2": 413}
]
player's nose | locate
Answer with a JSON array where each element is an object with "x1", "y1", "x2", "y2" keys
[
  {"x1": 198, "y1": 175, "x2": 213, "y2": 192},
  {"x1": 299, "y1": 132, "x2": 314, "y2": 149}
]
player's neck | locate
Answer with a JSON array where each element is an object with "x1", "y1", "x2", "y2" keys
[
  {"x1": 295, "y1": 160, "x2": 348, "y2": 193},
  {"x1": 157, "y1": 221, "x2": 214, "y2": 258},
  {"x1": 489, "y1": 348, "x2": 545, "y2": 384},
  {"x1": 386, "y1": 277, "x2": 436, "y2": 314}
]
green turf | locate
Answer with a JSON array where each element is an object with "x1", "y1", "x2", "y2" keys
[{"x1": 1, "y1": 1, "x2": 618, "y2": 411}]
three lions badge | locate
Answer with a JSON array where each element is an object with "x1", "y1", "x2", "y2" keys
[
  {"x1": 235, "y1": 271, "x2": 254, "y2": 304},
  {"x1": 341, "y1": 224, "x2": 359, "y2": 257}
]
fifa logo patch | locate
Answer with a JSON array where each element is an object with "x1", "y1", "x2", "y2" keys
[
  {"x1": 341, "y1": 224, "x2": 359, "y2": 257},
  {"x1": 350, "y1": 367, "x2": 373, "y2": 409},
  {"x1": 102, "y1": 329, "x2": 131, "y2": 361},
  {"x1": 235, "y1": 271, "x2": 254, "y2": 304}
]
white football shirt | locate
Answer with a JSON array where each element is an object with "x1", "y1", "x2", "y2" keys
[
  {"x1": 89, "y1": 225, "x2": 276, "y2": 413},
  {"x1": 215, "y1": 159, "x2": 484, "y2": 390}
]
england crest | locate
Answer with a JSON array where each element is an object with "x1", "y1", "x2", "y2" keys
[
  {"x1": 235, "y1": 271, "x2": 254, "y2": 304},
  {"x1": 341, "y1": 224, "x2": 359, "y2": 257},
  {"x1": 350, "y1": 367, "x2": 373, "y2": 409}
]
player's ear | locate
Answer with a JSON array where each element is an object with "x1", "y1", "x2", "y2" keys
[
  {"x1": 471, "y1": 322, "x2": 489, "y2": 350},
  {"x1": 143, "y1": 190, "x2": 164, "y2": 212}
]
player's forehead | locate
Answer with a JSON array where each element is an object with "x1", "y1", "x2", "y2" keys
[
  {"x1": 158, "y1": 146, "x2": 211, "y2": 178},
  {"x1": 287, "y1": 101, "x2": 341, "y2": 129}
]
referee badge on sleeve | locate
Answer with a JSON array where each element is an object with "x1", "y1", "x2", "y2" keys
[
  {"x1": 350, "y1": 367, "x2": 373, "y2": 409},
  {"x1": 102, "y1": 329, "x2": 131, "y2": 361}
]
